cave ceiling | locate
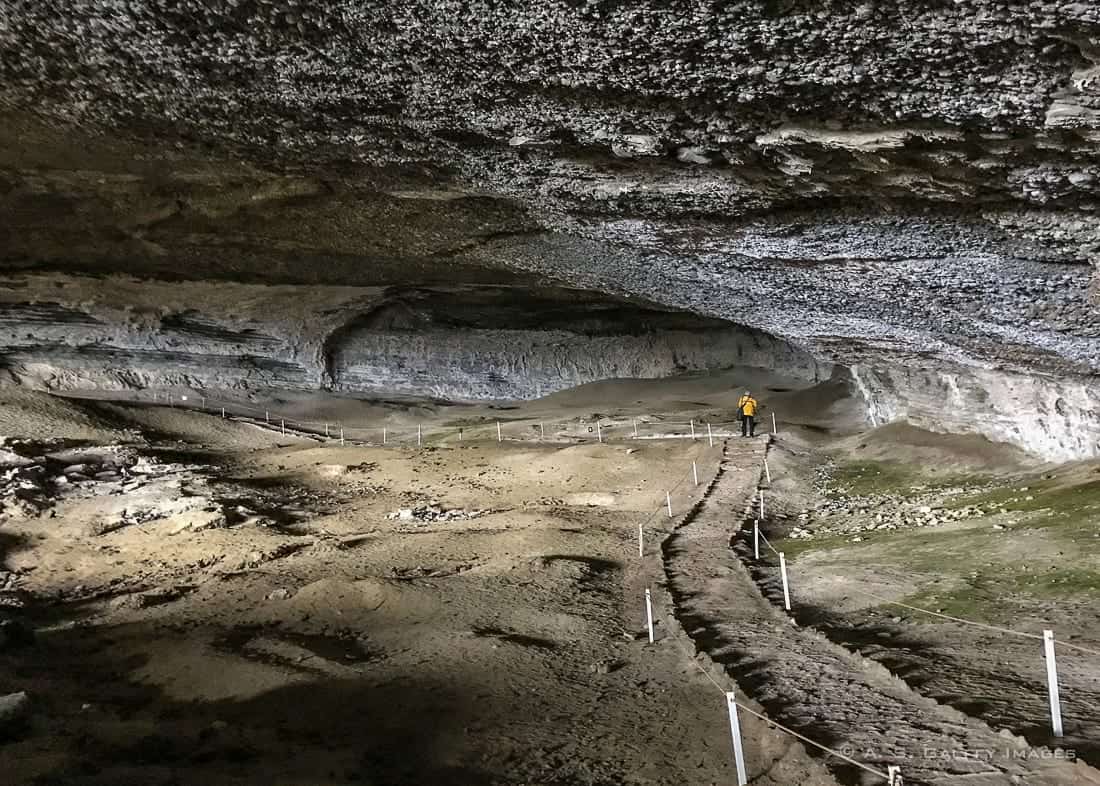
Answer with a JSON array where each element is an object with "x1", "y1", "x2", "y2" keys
[{"x1": 0, "y1": 1, "x2": 1098, "y2": 378}]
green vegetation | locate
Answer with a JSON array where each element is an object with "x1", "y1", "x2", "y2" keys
[
  {"x1": 780, "y1": 459, "x2": 1100, "y2": 626},
  {"x1": 776, "y1": 531, "x2": 857, "y2": 559},
  {"x1": 900, "y1": 568, "x2": 1100, "y2": 623},
  {"x1": 828, "y1": 460, "x2": 988, "y2": 497},
  {"x1": 948, "y1": 477, "x2": 1100, "y2": 515},
  {"x1": 946, "y1": 477, "x2": 1100, "y2": 541},
  {"x1": 778, "y1": 506, "x2": 1100, "y2": 625}
]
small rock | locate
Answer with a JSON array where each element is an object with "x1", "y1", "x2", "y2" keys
[
  {"x1": 138, "y1": 587, "x2": 186, "y2": 607},
  {"x1": 266, "y1": 588, "x2": 292, "y2": 600},
  {"x1": 0, "y1": 691, "x2": 30, "y2": 737},
  {"x1": 589, "y1": 659, "x2": 616, "y2": 675}
]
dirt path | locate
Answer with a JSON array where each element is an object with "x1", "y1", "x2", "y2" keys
[
  {"x1": 757, "y1": 431, "x2": 1100, "y2": 769},
  {"x1": 662, "y1": 439, "x2": 1100, "y2": 786}
]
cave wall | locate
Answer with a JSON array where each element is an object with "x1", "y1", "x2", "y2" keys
[
  {"x1": 329, "y1": 322, "x2": 826, "y2": 401},
  {"x1": 1, "y1": 274, "x2": 1096, "y2": 461},
  {"x1": 851, "y1": 362, "x2": 1100, "y2": 462},
  {"x1": 0, "y1": 275, "x2": 827, "y2": 401}
]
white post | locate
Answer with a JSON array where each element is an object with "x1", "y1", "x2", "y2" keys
[
  {"x1": 754, "y1": 520, "x2": 760, "y2": 560},
  {"x1": 340, "y1": 428, "x2": 345, "y2": 446},
  {"x1": 221, "y1": 407, "x2": 226, "y2": 419},
  {"x1": 539, "y1": 422, "x2": 545, "y2": 441},
  {"x1": 201, "y1": 396, "x2": 206, "y2": 410},
  {"x1": 707, "y1": 422, "x2": 714, "y2": 447},
  {"x1": 765, "y1": 458, "x2": 771, "y2": 484},
  {"x1": 281, "y1": 419, "x2": 285, "y2": 435},
  {"x1": 383, "y1": 427, "x2": 387, "y2": 445},
  {"x1": 887, "y1": 766, "x2": 902, "y2": 786},
  {"x1": 772, "y1": 412, "x2": 777, "y2": 434},
  {"x1": 265, "y1": 410, "x2": 269, "y2": 423},
  {"x1": 692, "y1": 461, "x2": 699, "y2": 487},
  {"x1": 725, "y1": 692, "x2": 749, "y2": 786},
  {"x1": 644, "y1": 588, "x2": 655, "y2": 643},
  {"x1": 690, "y1": 420, "x2": 696, "y2": 441},
  {"x1": 497, "y1": 422, "x2": 502, "y2": 442},
  {"x1": 596, "y1": 421, "x2": 602, "y2": 443},
  {"x1": 779, "y1": 552, "x2": 792, "y2": 612},
  {"x1": 325, "y1": 423, "x2": 329, "y2": 437},
  {"x1": 418, "y1": 424, "x2": 422, "y2": 447},
  {"x1": 1044, "y1": 630, "x2": 1064, "y2": 738},
  {"x1": 638, "y1": 523, "x2": 644, "y2": 558},
  {"x1": 666, "y1": 491, "x2": 673, "y2": 518},
  {"x1": 759, "y1": 489, "x2": 764, "y2": 520},
  {"x1": 632, "y1": 418, "x2": 638, "y2": 438}
]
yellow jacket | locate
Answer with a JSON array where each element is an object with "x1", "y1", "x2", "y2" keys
[{"x1": 738, "y1": 395, "x2": 758, "y2": 417}]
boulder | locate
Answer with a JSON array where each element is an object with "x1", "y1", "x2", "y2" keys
[{"x1": 0, "y1": 691, "x2": 30, "y2": 737}]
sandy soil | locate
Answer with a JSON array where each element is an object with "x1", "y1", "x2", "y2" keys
[
  {"x1": 4, "y1": 379, "x2": 1098, "y2": 786},
  {"x1": 0, "y1": 389, "x2": 836, "y2": 786}
]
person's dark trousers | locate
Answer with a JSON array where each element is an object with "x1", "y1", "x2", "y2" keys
[{"x1": 741, "y1": 415, "x2": 755, "y2": 437}]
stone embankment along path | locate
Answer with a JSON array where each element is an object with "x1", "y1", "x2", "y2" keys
[{"x1": 662, "y1": 439, "x2": 1100, "y2": 786}]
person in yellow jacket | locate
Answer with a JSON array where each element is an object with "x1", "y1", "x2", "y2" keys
[{"x1": 737, "y1": 391, "x2": 759, "y2": 437}]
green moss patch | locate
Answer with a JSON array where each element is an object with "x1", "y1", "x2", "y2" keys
[
  {"x1": 898, "y1": 568, "x2": 1100, "y2": 623},
  {"x1": 828, "y1": 460, "x2": 988, "y2": 498}
]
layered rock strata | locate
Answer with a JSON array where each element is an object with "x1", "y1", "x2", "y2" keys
[
  {"x1": 0, "y1": 275, "x2": 826, "y2": 400},
  {"x1": 0, "y1": 2, "x2": 1098, "y2": 458}
]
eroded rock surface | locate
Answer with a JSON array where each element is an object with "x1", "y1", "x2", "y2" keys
[
  {"x1": 0, "y1": 275, "x2": 828, "y2": 398},
  {"x1": 0, "y1": 2, "x2": 1097, "y2": 457}
]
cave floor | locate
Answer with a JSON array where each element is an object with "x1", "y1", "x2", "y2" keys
[
  {"x1": 0, "y1": 394, "x2": 833, "y2": 786},
  {"x1": 1, "y1": 383, "x2": 1098, "y2": 785},
  {"x1": 759, "y1": 427, "x2": 1100, "y2": 776}
]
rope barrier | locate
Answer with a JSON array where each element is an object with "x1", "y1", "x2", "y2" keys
[
  {"x1": 756, "y1": 439, "x2": 1099, "y2": 660},
  {"x1": 683, "y1": 630, "x2": 893, "y2": 781},
  {"x1": 67, "y1": 393, "x2": 896, "y2": 780},
  {"x1": 732, "y1": 693, "x2": 893, "y2": 781},
  {"x1": 630, "y1": 444, "x2": 892, "y2": 782},
  {"x1": 756, "y1": 528, "x2": 781, "y2": 557},
  {"x1": 103, "y1": 391, "x2": 759, "y2": 446},
  {"x1": 635, "y1": 441, "x2": 721, "y2": 540},
  {"x1": 838, "y1": 586, "x2": 1100, "y2": 658}
]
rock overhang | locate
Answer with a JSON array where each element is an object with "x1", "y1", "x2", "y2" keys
[{"x1": 0, "y1": 2, "x2": 1098, "y2": 456}]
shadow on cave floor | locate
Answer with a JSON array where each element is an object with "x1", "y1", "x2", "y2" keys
[
  {"x1": 1, "y1": 529, "x2": 26, "y2": 565},
  {"x1": 791, "y1": 601, "x2": 1100, "y2": 768},
  {"x1": 2, "y1": 614, "x2": 502, "y2": 786}
]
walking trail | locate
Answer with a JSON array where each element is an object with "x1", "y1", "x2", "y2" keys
[{"x1": 661, "y1": 438, "x2": 1100, "y2": 786}]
